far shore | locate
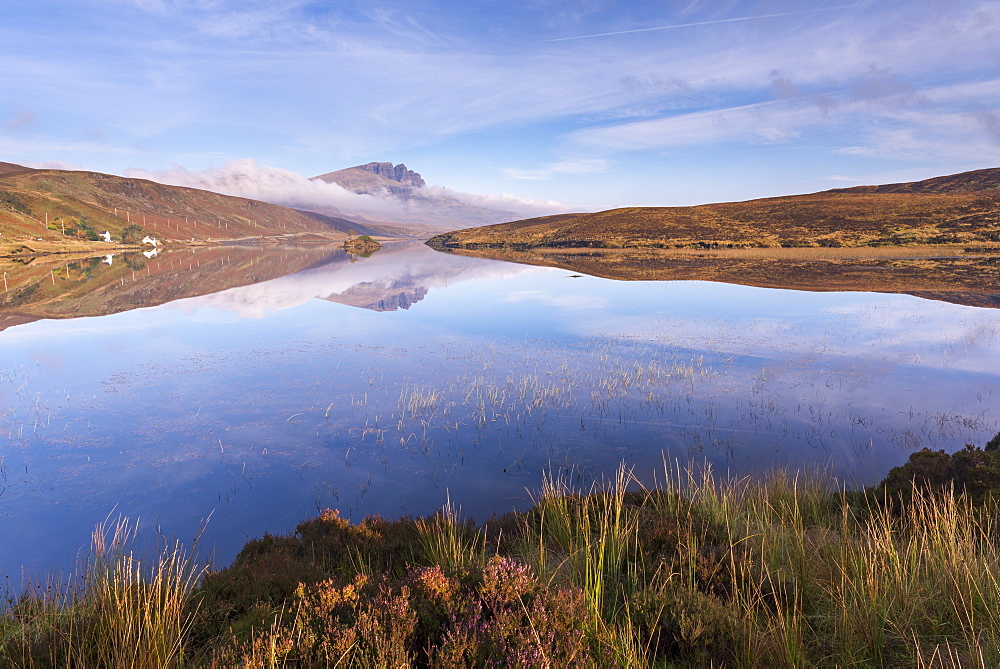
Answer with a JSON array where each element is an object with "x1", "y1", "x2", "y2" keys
[
  {"x1": 0, "y1": 231, "x2": 364, "y2": 259},
  {"x1": 512, "y1": 242, "x2": 1000, "y2": 261}
]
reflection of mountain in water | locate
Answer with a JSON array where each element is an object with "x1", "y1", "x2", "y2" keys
[
  {"x1": 322, "y1": 281, "x2": 429, "y2": 311},
  {"x1": 177, "y1": 241, "x2": 529, "y2": 318},
  {"x1": 0, "y1": 241, "x2": 530, "y2": 330}
]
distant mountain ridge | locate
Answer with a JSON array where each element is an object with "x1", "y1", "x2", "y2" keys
[{"x1": 429, "y1": 167, "x2": 1000, "y2": 251}]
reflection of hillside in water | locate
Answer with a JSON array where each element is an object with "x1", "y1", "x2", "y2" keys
[
  {"x1": 179, "y1": 241, "x2": 528, "y2": 317},
  {"x1": 439, "y1": 247, "x2": 1000, "y2": 310},
  {"x1": 0, "y1": 243, "x2": 348, "y2": 332},
  {"x1": 0, "y1": 241, "x2": 520, "y2": 330}
]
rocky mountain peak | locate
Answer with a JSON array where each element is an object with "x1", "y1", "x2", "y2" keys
[{"x1": 358, "y1": 162, "x2": 425, "y2": 188}]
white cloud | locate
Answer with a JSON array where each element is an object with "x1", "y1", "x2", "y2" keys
[
  {"x1": 424, "y1": 186, "x2": 570, "y2": 217},
  {"x1": 125, "y1": 159, "x2": 572, "y2": 225},
  {"x1": 502, "y1": 290, "x2": 607, "y2": 310},
  {"x1": 571, "y1": 100, "x2": 815, "y2": 150},
  {"x1": 572, "y1": 74, "x2": 1000, "y2": 162},
  {"x1": 126, "y1": 160, "x2": 417, "y2": 220},
  {"x1": 501, "y1": 158, "x2": 609, "y2": 182}
]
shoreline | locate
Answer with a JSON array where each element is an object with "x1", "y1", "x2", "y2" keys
[
  {"x1": 429, "y1": 241, "x2": 999, "y2": 262},
  {"x1": 0, "y1": 231, "x2": 356, "y2": 259}
]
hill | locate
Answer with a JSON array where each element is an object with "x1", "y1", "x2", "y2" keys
[
  {"x1": 0, "y1": 167, "x2": 357, "y2": 254},
  {"x1": 428, "y1": 167, "x2": 1000, "y2": 250},
  {"x1": 0, "y1": 161, "x2": 33, "y2": 177}
]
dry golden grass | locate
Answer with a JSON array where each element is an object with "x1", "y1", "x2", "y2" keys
[
  {"x1": 430, "y1": 167, "x2": 1000, "y2": 252},
  {"x1": 0, "y1": 168, "x2": 350, "y2": 245}
]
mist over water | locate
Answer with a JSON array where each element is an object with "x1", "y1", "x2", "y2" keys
[{"x1": 2, "y1": 241, "x2": 998, "y2": 578}]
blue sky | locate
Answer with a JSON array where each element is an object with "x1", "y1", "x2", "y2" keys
[{"x1": 2, "y1": 0, "x2": 999, "y2": 210}]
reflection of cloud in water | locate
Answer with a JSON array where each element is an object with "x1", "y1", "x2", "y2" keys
[
  {"x1": 172, "y1": 243, "x2": 533, "y2": 318},
  {"x1": 566, "y1": 286, "x2": 1000, "y2": 373},
  {"x1": 503, "y1": 289, "x2": 608, "y2": 310},
  {"x1": 6, "y1": 252, "x2": 1000, "y2": 581}
]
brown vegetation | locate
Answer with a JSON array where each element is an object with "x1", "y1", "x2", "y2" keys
[
  {"x1": 7, "y1": 449, "x2": 1000, "y2": 666},
  {"x1": 0, "y1": 244, "x2": 346, "y2": 332},
  {"x1": 428, "y1": 167, "x2": 1000, "y2": 251},
  {"x1": 342, "y1": 234, "x2": 383, "y2": 256},
  {"x1": 0, "y1": 167, "x2": 349, "y2": 252}
]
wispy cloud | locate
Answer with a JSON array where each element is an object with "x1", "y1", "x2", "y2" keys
[
  {"x1": 572, "y1": 100, "x2": 811, "y2": 150},
  {"x1": 3, "y1": 0, "x2": 999, "y2": 206},
  {"x1": 1, "y1": 105, "x2": 36, "y2": 132},
  {"x1": 502, "y1": 290, "x2": 607, "y2": 310},
  {"x1": 502, "y1": 159, "x2": 609, "y2": 181},
  {"x1": 424, "y1": 186, "x2": 570, "y2": 216},
  {"x1": 547, "y1": 5, "x2": 855, "y2": 42},
  {"x1": 573, "y1": 74, "x2": 1000, "y2": 163}
]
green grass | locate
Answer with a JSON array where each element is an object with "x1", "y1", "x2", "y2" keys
[
  {"x1": 4, "y1": 448, "x2": 1000, "y2": 667},
  {"x1": 2, "y1": 517, "x2": 204, "y2": 668}
]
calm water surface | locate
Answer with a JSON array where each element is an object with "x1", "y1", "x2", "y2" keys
[{"x1": 2, "y1": 241, "x2": 999, "y2": 578}]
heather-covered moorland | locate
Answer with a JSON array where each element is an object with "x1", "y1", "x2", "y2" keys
[{"x1": 4, "y1": 438, "x2": 1000, "y2": 667}]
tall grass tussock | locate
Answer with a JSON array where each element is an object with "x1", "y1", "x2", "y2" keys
[
  {"x1": 1, "y1": 517, "x2": 204, "y2": 668},
  {"x1": 4, "y1": 441, "x2": 1000, "y2": 667}
]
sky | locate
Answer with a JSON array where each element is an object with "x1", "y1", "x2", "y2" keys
[{"x1": 1, "y1": 0, "x2": 999, "y2": 212}]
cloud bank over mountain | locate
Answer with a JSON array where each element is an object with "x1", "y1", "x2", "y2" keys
[{"x1": 126, "y1": 160, "x2": 569, "y2": 229}]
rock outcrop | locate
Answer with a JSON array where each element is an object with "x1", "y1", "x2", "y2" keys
[{"x1": 357, "y1": 162, "x2": 425, "y2": 188}]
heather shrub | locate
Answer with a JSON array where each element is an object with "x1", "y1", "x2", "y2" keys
[{"x1": 877, "y1": 441, "x2": 1000, "y2": 508}]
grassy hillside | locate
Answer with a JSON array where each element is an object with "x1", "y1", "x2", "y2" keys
[
  {"x1": 429, "y1": 167, "x2": 1000, "y2": 251},
  {"x1": 0, "y1": 167, "x2": 354, "y2": 254}
]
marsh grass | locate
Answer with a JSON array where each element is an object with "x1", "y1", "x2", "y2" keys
[
  {"x1": 415, "y1": 493, "x2": 486, "y2": 574},
  {"x1": 2, "y1": 517, "x2": 205, "y2": 668},
  {"x1": 508, "y1": 459, "x2": 1000, "y2": 666},
  {"x1": 5, "y1": 461, "x2": 1000, "y2": 666}
]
